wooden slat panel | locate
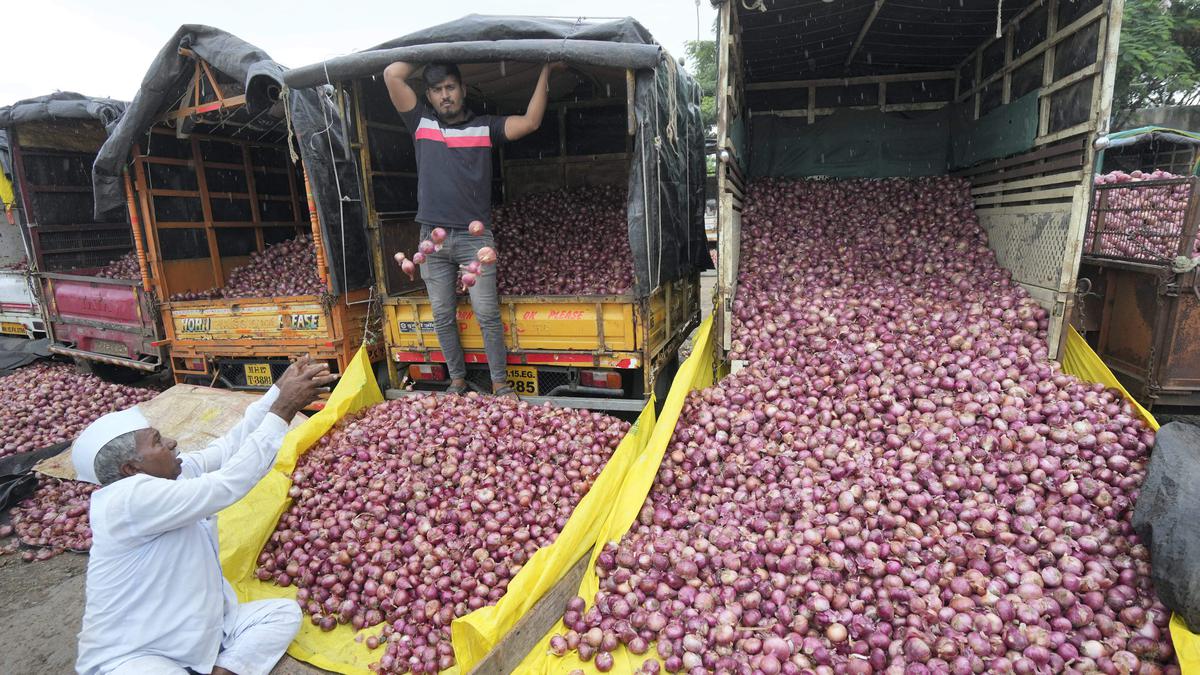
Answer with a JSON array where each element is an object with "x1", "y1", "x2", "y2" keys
[
  {"x1": 974, "y1": 186, "x2": 1076, "y2": 206},
  {"x1": 954, "y1": 138, "x2": 1085, "y2": 177},
  {"x1": 970, "y1": 170, "x2": 1083, "y2": 195},
  {"x1": 970, "y1": 154, "x2": 1084, "y2": 185}
]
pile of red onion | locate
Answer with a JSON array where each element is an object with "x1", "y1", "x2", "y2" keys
[
  {"x1": 551, "y1": 177, "x2": 1174, "y2": 674},
  {"x1": 492, "y1": 186, "x2": 634, "y2": 295},
  {"x1": 1086, "y1": 169, "x2": 1194, "y2": 261},
  {"x1": 168, "y1": 287, "x2": 222, "y2": 302},
  {"x1": 94, "y1": 251, "x2": 140, "y2": 280},
  {"x1": 0, "y1": 362, "x2": 157, "y2": 459},
  {"x1": 223, "y1": 234, "x2": 325, "y2": 299},
  {"x1": 257, "y1": 394, "x2": 629, "y2": 674},
  {"x1": 1, "y1": 477, "x2": 96, "y2": 561}
]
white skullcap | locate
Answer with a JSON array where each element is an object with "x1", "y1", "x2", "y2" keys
[{"x1": 72, "y1": 407, "x2": 151, "y2": 484}]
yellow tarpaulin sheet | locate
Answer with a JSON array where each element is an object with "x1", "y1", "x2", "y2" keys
[
  {"x1": 1061, "y1": 328, "x2": 1200, "y2": 674},
  {"x1": 1061, "y1": 326, "x2": 1159, "y2": 431},
  {"x1": 451, "y1": 397, "x2": 657, "y2": 668},
  {"x1": 0, "y1": 165, "x2": 15, "y2": 217},
  {"x1": 215, "y1": 344, "x2": 661, "y2": 674},
  {"x1": 218, "y1": 346, "x2": 388, "y2": 674},
  {"x1": 514, "y1": 317, "x2": 719, "y2": 674},
  {"x1": 511, "y1": 321, "x2": 1171, "y2": 674}
]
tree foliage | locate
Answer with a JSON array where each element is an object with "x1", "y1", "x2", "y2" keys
[
  {"x1": 1114, "y1": 0, "x2": 1200, "y2": 126},
  {"x1": 685, "y1": 39, "x2": 718, "y2": 136}
]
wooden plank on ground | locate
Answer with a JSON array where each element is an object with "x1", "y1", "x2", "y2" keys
[{"x1": 467, "y1": 549, "x2": 593, "y2": 675}]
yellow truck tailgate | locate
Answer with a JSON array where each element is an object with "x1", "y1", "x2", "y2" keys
[{"x1": 388, "y1": 296, "x2": 639, "y2": 353}]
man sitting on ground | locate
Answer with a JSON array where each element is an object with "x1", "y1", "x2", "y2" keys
[{"x1": 74, "y1": 355, "x2": 336, "y2": 675}]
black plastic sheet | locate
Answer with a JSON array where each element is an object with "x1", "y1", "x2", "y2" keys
[
  {"x1": 284, "y1": 15, "x2": 663, "y2": 90},
  {"x1": 1132, "y1": 421, "x2": 1200, "y2": 631},
  {"x1": 91, "y1": 25, "x2": 371, "y2": 294},
  {"x1": 0, "y1": 92, "x2": 126, "y2": 132},
  {"x1": 0, "y1": 441, "x2": 70, "y2": 514}
]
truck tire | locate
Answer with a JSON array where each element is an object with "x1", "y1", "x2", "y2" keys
[
  {"x1": 652, "y1": 354, "x2": 680, "y2": 413},
  {"x1": 373, "y1": 361, "x2": 392, "y2": 392}
]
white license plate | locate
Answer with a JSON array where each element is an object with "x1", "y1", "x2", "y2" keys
[{"x1": 91, "y1": 339, "x2": 129, "y2": 357}]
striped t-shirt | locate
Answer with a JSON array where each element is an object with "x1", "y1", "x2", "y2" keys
[{"x1": 398, "y1": 103, "x2": 508, "y2": 228}]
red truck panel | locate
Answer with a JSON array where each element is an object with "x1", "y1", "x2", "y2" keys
[{"x1": 52, "y1": 281, "x2": 141, "y2": 326}]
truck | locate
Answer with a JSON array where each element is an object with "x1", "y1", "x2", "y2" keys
[
  {"x1": 1074, "y1": 127, "x2": 1200, "y2": 408},
  {"x1": 91, "y1": 27, "x2": 383, "y2": 393},
  {"x1": 712, "y1": 0, "x2": 1125, "y2": 364},
  {"x1": 283, "y1": 15, "x2": 709, "y2": 412},
  {"x1": 0, "y1": 93, "x2": 164, "y2": 378},
  {"x1": 0, "y1": 130, "x2": 44, "y2": 340}
]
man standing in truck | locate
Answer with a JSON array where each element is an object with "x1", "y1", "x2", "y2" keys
[{"x1": 384, "y1": 61, "x2": 558, "y2": 398}]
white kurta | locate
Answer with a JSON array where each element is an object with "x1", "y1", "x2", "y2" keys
[{"x1": 76, "y1": 386, "x2": 292, "y2": 675}]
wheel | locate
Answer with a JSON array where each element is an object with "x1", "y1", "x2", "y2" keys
[
  {"x1": 652, "y1": 354, "x2": 680, "y2": 413},
  {"x1": 373, "y1": 361, "x2": 392, "y2": 392}
]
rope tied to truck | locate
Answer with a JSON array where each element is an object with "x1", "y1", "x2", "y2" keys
[
  {"x1": 281, "y1": 87, "x2": 300, "y2": 164},
  {"x1": 665, "y1": 56, "x2": 679, "y2": 145}
]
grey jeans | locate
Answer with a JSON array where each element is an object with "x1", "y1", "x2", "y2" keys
[{"x1": 418, "y1": 224, "x2": 507, "y2": 384}]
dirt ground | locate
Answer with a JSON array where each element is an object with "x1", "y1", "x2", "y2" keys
[{"x1": 0, "y1": 547, "x2": 329, "y2": 674}]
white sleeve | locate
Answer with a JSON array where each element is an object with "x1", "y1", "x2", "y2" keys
[
  {"x1": 114, "y1": 413, "x2": 289, "y2": 537},
  {"x1": 180, "y1": 386, "x2": 282, "y2": 477}
]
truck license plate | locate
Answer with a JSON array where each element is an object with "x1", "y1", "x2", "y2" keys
[
  {"x1": 506, "y1": 366, "x2": 538, "y2": 396},
  {"x1": 243, "y1": 363, "x2": 275, "y2": 387},
  {"x1": 92, "y1": 339, "x2": 128, "y2": 358},
  {"x1": 0, "y1": 322, "x2": 26, "y2": 335}
]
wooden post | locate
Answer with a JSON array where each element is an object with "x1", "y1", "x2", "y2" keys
[
  {"x1": 189, "y1": 136, "x2": 224, "y2": 287},
  {"x1": 242, "y1": 144, "x2": 265, "y2": 253},
  {"x1": 122, "y1": 171, "x2": 152, "y2": 292},
  {"x1": 131, "y1": 144, "x2": 167, "y2": 298},
  {"x1": 626, "y1": 69, "x2": 636, "y2": 136},
  {"x1": 302, "y1": 168, "x2": 330, "y2": 290}
]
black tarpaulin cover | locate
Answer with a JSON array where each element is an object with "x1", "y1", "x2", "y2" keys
[
  {"x1": 1132, "y1": 421, "x2": 1200, "y2": 631},
  {"x1": 0, "y1": 92, "x2": 126, "y2": 131},
  {"x1": 92, "y1": 25, "x2": 371, "y2": 294},
  {"x1": 284, "y1": 15, "x2": 664, "y2": 90},
  {"x1": 284, "y1": 14, "x2": 709, "y2": 295}
]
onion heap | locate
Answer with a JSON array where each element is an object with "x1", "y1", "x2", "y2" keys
[
  {"x1": 1, "y1": 477, "x2": 97, "y2": 561},
  {"x1": 223, "y1": 234, "x2": 325, "y2": 299},
  {"x1": 551, "y1": 177, "x2": 1173, "y2": 674},
  {"x1": 257, "y1": 394, "x2": 629, "y2": 674},
  {"x1": 168, "y1": 287, "x2": 222, "y2": 302},
  {"x1": 0, "y1": 362, "x2": 157, "y2": 459},
  {"x1": 1087, "y1": 170, "x2": 1193, "y2": 261},
  {"x1": 492, "y1": 185, "x2": 634, "y2": 295},
  {"x1": 94, "y1": 251, "x2": 141, "y2": 280}
]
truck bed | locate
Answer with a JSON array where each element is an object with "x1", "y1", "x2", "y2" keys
[{"x1": 384, "y1": 278, "x2": 696, "y2": 369}]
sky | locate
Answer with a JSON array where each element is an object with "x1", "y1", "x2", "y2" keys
[{"x1": 0, "y1": 0, "x2": 718, "y2": 105}]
